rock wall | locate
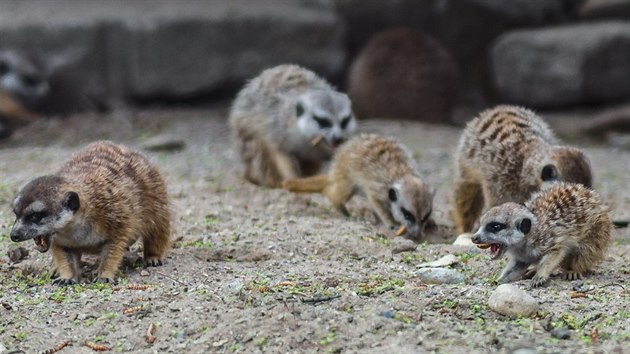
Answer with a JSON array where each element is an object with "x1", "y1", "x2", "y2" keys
[{"x1": 1, "y1": 0, "x2": 628, "y2": 112}]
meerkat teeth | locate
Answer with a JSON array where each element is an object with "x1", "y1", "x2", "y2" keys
[
  {"x1": 476, "y1": 244, "x2": 491, "y2": 249},
  {"x1": 311, "y1": 135, "x2": 324, "y2": 146},
  {"x1": 395, "y1": 225, "x2": 407, "y2": 236}
]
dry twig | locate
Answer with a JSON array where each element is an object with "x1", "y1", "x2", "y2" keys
[{"x1": 40, "y1": 339, "x2": 71, "y2": 354}]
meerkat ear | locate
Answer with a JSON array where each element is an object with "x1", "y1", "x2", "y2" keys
[
  {"x1": 295, "y1": 102, "x2": 305, "y2": 117},
  {"x1": 63, "y1": 191, "x2": 80, "y2": 212},
  {"x1": 518, "y1": 218, "x2": 532, "y2": 234},
  {"x1": 388, "y1": 188, "x2": 397, "y2": 202},
  {"x1": 541, "y1": 164, "x2": 558, "y2": 182}
]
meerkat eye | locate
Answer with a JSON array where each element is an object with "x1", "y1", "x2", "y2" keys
[
  {"x1": 541, "y1": 164, "x2": 558, "y2": 182},
  {"x1": 27, "y1": 211, "x2": 47, "y2": 224},
  {"x1": 485, "y1": 222, "x2": 506, "y2": 233},
  {"x1": 421, "y1": 209, "x2": 432, "y2": 223},
  {"x1": 401, "y1": 208, "x2": 416, "y2": 223},
  {"x1": 313, "y1": 115, "x2": 332, "y2": 128},
  {"x1": 340, "y1": 115, "x2": 352, "y2": 129}
]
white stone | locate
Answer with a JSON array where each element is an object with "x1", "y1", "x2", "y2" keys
[{"x1": 488, "y1": 284, "x2": 539, "y2": 317}]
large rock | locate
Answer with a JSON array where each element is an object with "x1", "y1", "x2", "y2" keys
[
  {"x1": 0, "y1": 0, "x2": 346, "y2": 101},
  {"x1": 488, "y1": 284, "x2": 539, "y2": 317},
  {"x1": 492, "y1": 22, "x2": 630, "y2": 108}
]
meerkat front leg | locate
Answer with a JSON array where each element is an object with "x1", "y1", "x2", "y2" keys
[
  {"x1": 453, "y1": 179, "x2": 484, "y2": 234},
  {"x1": 97, "y1": 239, "x2": 129, "y2": 283},
  {"x1": 51, "y1": 244, "x2": 81, "y2": 285},
  {"x1": 497, "y1": 257, "x2": 530, "y2": 284},
  {"x1": 531, "y1": 245, "x2": 570, "y2": 288},
  {"x1": 324, "y1": 180, "x2": 353, "y2": 216},
  {"x1": 269, "y1": 147, "x2": 299, "y2": 183},
  {"x1": 367, "y1": 194, "x2": 396, "y2": 230}
]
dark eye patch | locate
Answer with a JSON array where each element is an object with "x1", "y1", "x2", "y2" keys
[
  {"x1": 0, "y1": 61, "x2": 8, "y2": 75},
  {"x1": 485, "y1": 222, "x2": 505, "y2": 233},
  {"x1": 340, "y1": 115, "x2": 352, "y2": 129},
  {"x1": 21, "y1": 74, "x2": 41, "y2": 87},
  {"x1": 313, "y1": 115, "x2": 332, "y2": 128},
  {"x1": 27, "y1": 211, "x2": 47, "y2": 224},
  {"x1": 401, "y1": 207, "x2": 415, "y2": 223}
]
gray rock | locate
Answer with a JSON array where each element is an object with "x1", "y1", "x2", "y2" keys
[
  {"x1": 550, "y1": 327, "x2": 571, "y2": 340},
  {"x1": 0, "y1": 0, "x2": 345, "y2": 101},
  {"x1": 492, "y1": 22, "x2": 630, "y2": 108},
  {"x1": 224, "y1": 279, "x2": 244, "y2": 294},
  {"x1": 415, "y1": 267, "x2": 465, "y2": 284},
  {"x1": 488, "y1": 284, "x2": 539, "y2": 317}
]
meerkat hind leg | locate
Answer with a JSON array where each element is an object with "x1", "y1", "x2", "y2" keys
[
  {"x1": 97, "y1": 240, "x2": 129, "y2": 283},
  {"x1": 323, "y1": 181, "x2": 354, "y2": 216}
]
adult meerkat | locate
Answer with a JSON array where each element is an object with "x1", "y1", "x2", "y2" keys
[
  {"x1": 283, "y1": 134, "x2": 434, "y2": 241},
  {"x1": 453, "y1": 105, "x2": 592, "y2": 234},
  {"x1": 472, "y1": 182, "x2": 611, "y2": 288},
  {"x1": 229, "y1": 64, "x2": 356, "y2": 188},
  {"x1": 10, "y1": 141, "x2": 171, "y2": 285}
]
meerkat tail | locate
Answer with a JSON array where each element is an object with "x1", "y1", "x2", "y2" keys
[
  {"x1": 0, "y1": 90, "x2": 41, "y2": 123},
  {"x1": 282, "y1": 175, "x2": 329, "y2": 193}
]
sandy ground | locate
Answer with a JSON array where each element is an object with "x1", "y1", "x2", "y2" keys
[{"x1": 0, "y1": 106, "x2": 629, "y2": 353}]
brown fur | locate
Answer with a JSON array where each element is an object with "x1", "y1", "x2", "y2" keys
[
  {"x1": 10, "y1": 141, "x2": 171, "y2": 284},
  {"x1": 453, "y1": 105, "x2": 593, "y2": 234},
  {"x1": 347, "y1": 27, "x2": 458, "y2": 123},
  {"x1": 284, "y1": 134, "x2": 433, "y2": 241},
  {"x1": 473, "y1": 183, "x2": 611, "y2": 287}
]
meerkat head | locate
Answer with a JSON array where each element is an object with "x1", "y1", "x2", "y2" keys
[
  {"x1": 10, "y1": 175, "x2": 81, "y2": 253},
  {"x1": 548, "y1": 147, "x2": 592, "y2": 188},
  {"x1": 295, "y1": 90, "x2": 356, "y2": 149},
  {"x1": 387, "y1": 175, "x2": 434, "y2": 241},
  {"x1": 0, "y1": 49, "x2": 50, "y2": 105},
  {"x1": 472, "y1": 202, "x2": 536, "y2": 260}
]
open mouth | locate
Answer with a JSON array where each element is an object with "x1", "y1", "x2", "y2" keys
[
  {"x1": 476, "y1": 243, "x2": 503, "y2": 259},
  {"x1": 33, "y1": 234, "x2": 52, "y2": 253}
]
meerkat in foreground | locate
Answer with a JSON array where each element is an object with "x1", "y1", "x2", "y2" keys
[
  {"x1": 10, "y1": 141, "x2": 171, "y2": 285},
  {"x1": 472, "y1": 182, "x2": 611, "y2": 288},
  {"x1": 229, "y1": 64, "x2": 356, "y2": 188},
  {"x1": 453, "y1": 105, "x2": 592, "y2": 234},
  {"x1": 283, "y1": 134, "x2": 434, "y2": 241}
]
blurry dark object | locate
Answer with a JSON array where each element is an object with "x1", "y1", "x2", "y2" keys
[
  {"x1": 579, "y1": 0, "x2": 630, "y2": 19},
  {"x1": 7, "y1": 246, "x2": 29, "y2": 263},
  {"x1": 347, "y1": 27, "x2": 458, "y2": 123},
  {"x1": 0, "y1": 48, "x2": 106, "y2": 138}
]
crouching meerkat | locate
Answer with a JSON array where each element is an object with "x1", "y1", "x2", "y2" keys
[
  {"x1": 10, "y1": 141, "x2": 171, "y2": 285},
  {"x1": 229, "y1": 64, "x2": 356, "y2": 188},
  {"x1": 453, "y1": 105, "x2": 592, "y2": 234},
  {"x1": 283, "y1": 134, "x2": 434, "y2": 241},
  {"x1": 472, "y1": 182, "x2": 611, "y2": 288}
]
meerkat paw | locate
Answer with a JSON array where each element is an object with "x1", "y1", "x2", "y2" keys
[
  {"x1": 529, "y1": 275, "x2": 549, "y2": 289},
  {"x1": 94, "y1": 276, "x2": 116, "y2": 284},
  {"x1": 53, "y1": 278, "x2": 77, "y2": 286},
  {"x1": 563, "y1": 271, "x2": 582, "y2": 281},
  {"x1": 144, "y1": 257, "x2": 164, "y2": 267}
]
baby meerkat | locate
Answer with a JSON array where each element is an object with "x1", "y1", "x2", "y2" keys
[
  {"x1": 454, "y1": 105, "x2": 592, "y2": 234},
  {"x1": 472, "y1": 182, "x2": 611, "y2": 288},
  {"x1": 10, "y1": 141, "x2": 171, "y2": 285},
  {"x1": 283, "y1": 134, "x2": 434, "y2": 241},
  {"x1": 229, "y1": 64, "x2": 356, "y2": 188}
]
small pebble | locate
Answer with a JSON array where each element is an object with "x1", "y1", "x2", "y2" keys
[{"x1": 140, "y1": 270, "x2": 150, "y2": 276}]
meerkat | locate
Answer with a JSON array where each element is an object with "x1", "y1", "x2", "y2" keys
[
  {"x1": 229, "y1": 64, "x2": 357, "y2": 188},
  {"x1": 10, "y1": 141, "x2": 171, "y2": 285},
  {"x1": 347, "y1": 27, "x2": 458, "y2": 123},
  {"x1": 283, "y1": 134, "x2": 434, "y2": 241},
  {"x1": 453, "y1": 105, "x2": 593, "y2": 234},
  {"x1": 472, "y1": 182, "x2": 611, "y2": 288}
]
